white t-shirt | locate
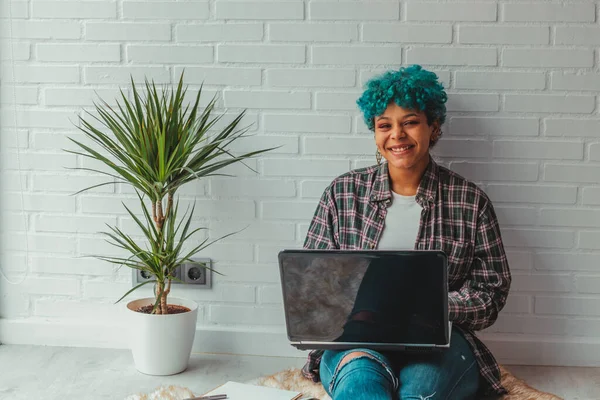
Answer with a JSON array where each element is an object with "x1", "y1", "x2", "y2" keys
[{"x1": 376, "y1": 191, "x2": 423, "y2": 250}]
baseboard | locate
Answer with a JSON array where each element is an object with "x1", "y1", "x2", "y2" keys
[
  {"x1": 479, "y1": 332, "x2": 600, "y2": 367},
  {"x1": 1, "y1": 318, "x2": 599, "y2": 366},
  {"x1": 0, "y1": 318, "x2": 306, "y2": 357}
]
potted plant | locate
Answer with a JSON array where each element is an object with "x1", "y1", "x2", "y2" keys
[{"x1": 68, "y1": 72, "x2": 274, "y2": 375}]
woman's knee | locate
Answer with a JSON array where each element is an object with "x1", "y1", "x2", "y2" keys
[
  {"x1": 339, "y1": 351, "x2": 376, "y2": 368},
  {"x1": 398, "y1": 363, "x2": 444, "y2": 400},
  {"x1": 333, "y1": 350, "x2": 393, "y2": 378},
  {"x1": 320, "y1": 349, "x2": 398, "y2": 397},
  {"x1": 398, "y1": 360, "x2": 479, "y2": 400}
]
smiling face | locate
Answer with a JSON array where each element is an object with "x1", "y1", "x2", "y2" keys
[{"x1": 374, "y1": 102, "x2": 439, "y2": 179}]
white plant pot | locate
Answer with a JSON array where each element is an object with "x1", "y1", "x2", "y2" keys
[{"x1": 125, "y1": 297, "x2": 198, "y2": 376}]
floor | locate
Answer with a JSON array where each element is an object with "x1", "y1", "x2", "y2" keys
[{"x1": 0, "y1": 345, "x2": 598, "y2": 400}]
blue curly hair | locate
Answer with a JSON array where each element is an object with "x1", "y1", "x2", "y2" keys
[{"x1": 357, "y1": 65, "x2": 447, "y2": 131}]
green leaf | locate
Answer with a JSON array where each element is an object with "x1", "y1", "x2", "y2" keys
[{"x1": 115, "y1": 280, "x2": 154, "y2": 304}]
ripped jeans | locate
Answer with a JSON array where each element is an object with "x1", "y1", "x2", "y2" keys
[{"x1": 319, "y1": 327, "x2": 480, "y2": 400}]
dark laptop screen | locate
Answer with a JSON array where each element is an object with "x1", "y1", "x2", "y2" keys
[{"x1": 279, "y1": 250, "x2": 448, "y2": 347}]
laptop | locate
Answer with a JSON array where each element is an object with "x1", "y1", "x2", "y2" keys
[{"x1": 278, "y1": 249, "x2": 451, "y2": 352}]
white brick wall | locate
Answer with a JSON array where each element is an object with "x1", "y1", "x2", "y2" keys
[
  {"x1": 216, "y1": 1, "x2": 303, "y2": 20},
  {"x1": 406, "y1": 2, "x2": 497, "y2": 22},
  {"x1": 502, "y1": 48, "x2": 594, "y2": 68},
  {"x1": 2, "y1": 0, "x2": 600, "y2": 365},
  {"x1": 123, "y1": 1, "x2": 209, "y2": 20},
  {"x1": 32, "y1": 1, "x2": 117, "y2": 19},
  {"x1": 309, "y1": 1, "x2": 399, "y2": 21},
  {"x1": 501, "y1": 3, "x2": 595, "y2": 23}
]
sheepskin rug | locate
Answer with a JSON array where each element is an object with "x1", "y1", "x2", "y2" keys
[
  {"x1": 125, "y1": 366, "x2": 563, "y2": 400},
  {"x1": 124, "y1": 384, "x2": 195, "y2": 400}
]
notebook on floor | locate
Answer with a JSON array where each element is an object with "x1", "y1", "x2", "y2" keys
[{"x1": 200, "y1": 381, "x2": 302, "y2": 400}]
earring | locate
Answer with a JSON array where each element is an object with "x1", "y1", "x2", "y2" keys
[{"x1": 376, "y1": 149, "x2": 382, "y2": 165}]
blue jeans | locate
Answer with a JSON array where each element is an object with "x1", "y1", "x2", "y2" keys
[{"x1": 319, "y1": 328, "x2": 480, "y2": 400}]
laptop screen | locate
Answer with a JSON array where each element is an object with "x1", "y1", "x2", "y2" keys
[{"x1": 279, "y1": 250, "x2": 448, "y2": 346}]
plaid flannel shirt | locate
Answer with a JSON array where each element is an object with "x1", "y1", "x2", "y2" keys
[{"x1": 301, "y1": 159, "x2": 511, "y2": 396}]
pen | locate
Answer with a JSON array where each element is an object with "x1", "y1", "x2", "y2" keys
[{"x1": 184, "y1": 394, "x2": 228, "y2": 400}]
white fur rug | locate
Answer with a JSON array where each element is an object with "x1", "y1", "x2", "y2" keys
[
  {"x1": 124, "y1": 385, "x2": 195, "y2": 400},
  {"x1": 126, "y1": 366, "x2": 563, "y2": 400},
  {"x1": 124, "y1": 374, "x2": 323, "y2": 400}
]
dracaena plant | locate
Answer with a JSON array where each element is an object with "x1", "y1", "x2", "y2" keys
[{"x1": 68, "y1": 72, "x2": 274, "y2": 314}]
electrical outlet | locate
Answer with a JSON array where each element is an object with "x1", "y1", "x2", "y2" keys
[
  {"x1": 133, "y1": 266, "x2": 182, "y2": 285},
  {"x1": 182, "y1": 258, "x2": 212, "y2": 288},
  {"x1": 132, "y1": 259, "x2": 211, "y2": 288},
  {"x1": 134, "y1": 269, "x2": 154, "y2": 284}
]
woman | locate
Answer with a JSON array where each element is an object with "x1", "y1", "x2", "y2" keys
[{"x1": 302, "y1": 65, "x2": 511, "y2": 399}]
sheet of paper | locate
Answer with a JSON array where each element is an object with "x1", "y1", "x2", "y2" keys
[{"x1": 202, "y1": 381, "x2": 302, "y2": 400}]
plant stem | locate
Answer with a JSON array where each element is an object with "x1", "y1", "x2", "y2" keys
[
  {"x1": 160, "y1": 287, "x2": 168, "y2": 315},
  {"x1": 154, "y1": 282, "x2": 164, "y2": 314},
  {"x1": 165, "y1": 193, "x2": 173, "y2": 223},
  {"x1": 157, "y1": 198, "x2": 164, "y2": 230},
  {"x1": 165, "y1": 279, "x2": 172, "y2": 295},
  {"x1": 152, "y1": 201, "x2": 157, "y2": 225},
  {"x1": 162, "y1": 279, "x2": 172, "y2": 314},
  {"x1": 152, "y1": 197, "x2": 173, "y2": 314}
]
